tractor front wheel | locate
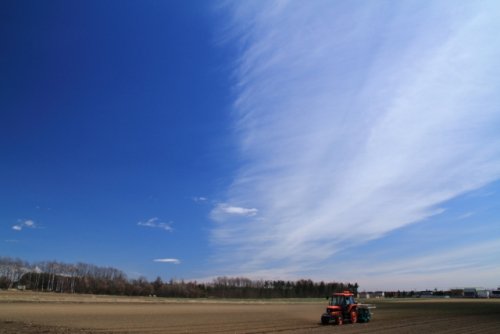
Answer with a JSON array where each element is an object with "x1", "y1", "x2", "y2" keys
[
  {"x1": 350, "y1": 310, "x2": 358, "y2": 324},
  {"x1": 335, "y1": 315, "x2": 343, "y2": 326}
]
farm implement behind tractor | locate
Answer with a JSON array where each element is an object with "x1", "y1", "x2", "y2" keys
[{"x1": 321, "y1": 291, "x2": 375, "y2": 325}]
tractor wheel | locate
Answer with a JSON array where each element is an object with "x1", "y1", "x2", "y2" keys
[
  {"x1": 321, "y1": 316, "x2": 330, "y2": 325},
  {"x1": 350, "y1": 310, "x2": 358, "y2": 324},
  {"x1": 335, "y1": 315, "x2": 343, "y2": 326},
  {"x1": 358, "y1": 308, "x2": 371, "y2": 323}
]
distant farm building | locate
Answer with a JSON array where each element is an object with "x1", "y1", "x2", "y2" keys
[
  {"x1": 416, "y1": 290, "x2": 450, "y2": 298},
  {"x1": 358, "y1": 291, "x2": 370, "y2": 299},
  {"x1": 417, "y1": 290, "x2": 434, "y2": 298},
  {"x1": 491, "y1": 289, "x2": 500, "y2": 298},
  {"x1": 463, "y1": 288, "x2": 478, "y2": 298},
  {"x1": 477, "y1": 289, "x2": 490, "y2": 298},
  {"x1": 463, "y1": 288, "x2": 491, "y2": 298},
  {"x1": 358, "y1": 291, "x2": 384, "y2": 299}
]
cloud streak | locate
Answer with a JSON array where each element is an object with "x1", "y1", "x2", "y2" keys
[
  {"x1": 12, "y1": 219, "x2": 37, "y2": 231},
  {"x1": 341, "y1": 239, "x2": 500, "y2": 290},
  {"x1": 193, "y1": 196, "x2": 208, "y2": 202},
  {"x1": 211, "y1": 203, "x2": 258, "y2": 220},
  {"x1": 137, "y1": 218, "x2": 172, "y2": 231},
  {"x1": 212, "y1": 1, "x2": 500, "y2": 282},
  {"x1": 153, "y1": 258, "x2": 180, "y2": 264}
]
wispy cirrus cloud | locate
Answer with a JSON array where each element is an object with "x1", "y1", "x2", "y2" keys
[
  {"x1": 153, "y1": 258, "x2": 180, "y2": 264},
  {"x1": 211, "y1": 1, "x2": 500, "y2": 283},
  {"x1": 340, "y1": 239, "x2": 500, "y2": 290},
  {"x1": 12, "y1": 219, "x2": 37, "y2": 231},
  {"x1": 137, "y1": 217, "x2": 172, "y2": 231}
]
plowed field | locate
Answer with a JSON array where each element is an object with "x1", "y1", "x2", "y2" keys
[{"x1": 1, "y1": 291, "x2": 500, "y2": 333}]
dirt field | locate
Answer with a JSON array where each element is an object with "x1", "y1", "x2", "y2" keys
[{"x1": 1, "y1": 291, "x2": 500, "y2": 333}]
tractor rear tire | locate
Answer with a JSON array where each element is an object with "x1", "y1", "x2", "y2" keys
[{"x1": 358, "y1": 308, "x2": 371, "y2": 322}]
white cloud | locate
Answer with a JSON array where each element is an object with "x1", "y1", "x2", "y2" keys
[
  {"x1": 210, "y1": 203, "x2": 258, "y2": 222},
  {"x1": 193, "y1": 196, "x2": 208, "y2": 202},
  {"x1": 153, "y1": 258, "x2": 180, "y2": 264},
  {"x1": 12, "y1": 219, "x2": 37, "y2": 231},
  {"x1": 211, "y1": 1, "x2": 500, "y2": 282},
  {"x1": 24, "y1": 220, "x2": 34, "y2": 227},
  {"x1": 137, "y1": 217, "x2": 172, "y2": 231},
  {"x1": 220, "y1": 204, "x2": 257, "y2": 216}
]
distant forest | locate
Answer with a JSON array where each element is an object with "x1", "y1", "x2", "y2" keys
[{"x1": 0, "y1": 257, "x2": 358, "y2": 298}]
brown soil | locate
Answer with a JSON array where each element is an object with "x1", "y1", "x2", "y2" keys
[{"x1": 1, "y1": 291, "x2": 500, "y2": 333}]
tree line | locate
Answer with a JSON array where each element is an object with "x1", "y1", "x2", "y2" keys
[{"x1": 0, "y1": 257, "x2": 358, "y2": 298}]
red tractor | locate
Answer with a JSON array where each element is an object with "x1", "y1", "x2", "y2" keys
[{"x1": 321, "y1": 291, "x2": 372, "y2": 325}]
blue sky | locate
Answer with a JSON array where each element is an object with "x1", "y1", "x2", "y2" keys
[{"x1": 2, "y1": 0, "x2": 500, "y2": 290}]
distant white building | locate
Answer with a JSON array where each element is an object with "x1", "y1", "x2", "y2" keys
[
  {"x1": 477, "y1": 289, "x2": 490, "y2": 298},
  {"x1": 358, "y1": 291, "x2": 370, "y2": 299},
  {"x1": 357, "y1": 291, "x2": 385, "y2": 299},
  {"x1": 463, "y1": 288, "x2": 491, "y2": 298}
]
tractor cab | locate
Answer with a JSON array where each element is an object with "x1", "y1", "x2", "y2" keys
[{"x1": 328, "y1": 293, "x2": 356, "y2": 308}]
